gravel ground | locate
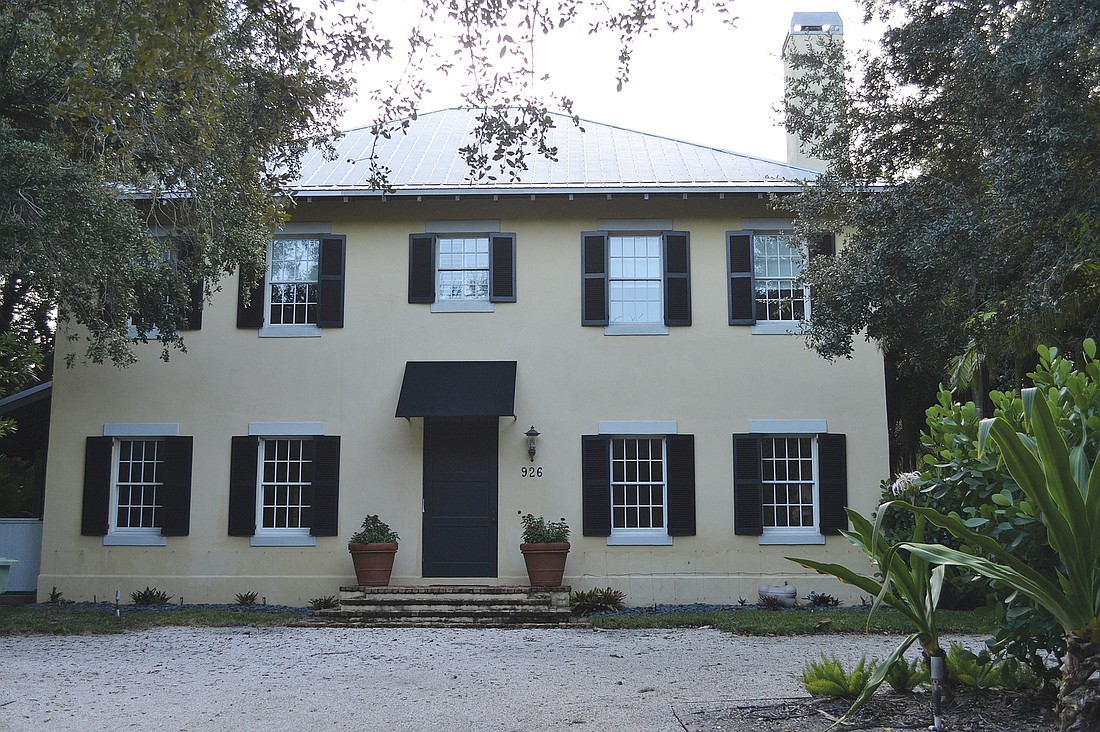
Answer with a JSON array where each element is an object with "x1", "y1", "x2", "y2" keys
[{"x1": 0, "y1": 625, "x2": 987, "y2": 731}]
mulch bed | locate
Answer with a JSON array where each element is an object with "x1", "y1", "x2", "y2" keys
[{"x1": 676, "y1": 687, "x2": 1056, "y2": 731}]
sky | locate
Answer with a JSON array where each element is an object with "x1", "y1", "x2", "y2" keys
[{"x1": 334, "y1": 1, "x2": 886, "y2": 164}]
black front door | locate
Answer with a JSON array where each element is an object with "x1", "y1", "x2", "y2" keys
[{"x1": 423, "y1": 418, "x2": 498, "y2": 577}]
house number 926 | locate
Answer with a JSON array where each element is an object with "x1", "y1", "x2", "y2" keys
[{"x1": 521, "y1": 467, "x2": 544, "y2": 478}]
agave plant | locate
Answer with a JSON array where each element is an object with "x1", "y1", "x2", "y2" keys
[
  {"x1": 788, "y1": 498, "x2": 946, "y2": 723},
  {"x1": 894, "y1": 386, "x2": 1100, "y2": 732}
]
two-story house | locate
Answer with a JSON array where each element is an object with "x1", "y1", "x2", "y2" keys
[{"x1": 35, "y1": 15, "x2": 887, "y2": 606}]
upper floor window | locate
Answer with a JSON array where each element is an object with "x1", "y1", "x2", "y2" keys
[
  {"x1": 727, "y1": 230, "x2": 834, "y2": 333},
  {"x1": 268, "y1": 239, "x2": 319, "y2": 326},
  {"x1": 609, "y1": 235, "x2": 663, "y2": 325},
  {"x1": 437, "y1": 236, "x2": 490, "y2": 302},
  {"x1": 581, "y1": 230, "x2": 691, "y2": 334},
  {"x1": 408, "y1": 232, "x2": 516, "y2": 312},
  {"x1": 753, "y1": 234, "x2": 809, "y2": 323},
  {"x1": 237, "y1": 235, "x2": 345, "y2": 335}
]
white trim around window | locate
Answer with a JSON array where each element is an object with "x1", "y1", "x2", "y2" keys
[
  {"x1": 758, "y1": 434, "x2": 824, "y2": 545},
  {"x1": 250, "y1": 436, "x2": 318, "y2": 547},
  {"x1": 105, "y1": 437, "x2": 168, "y2": 547}
]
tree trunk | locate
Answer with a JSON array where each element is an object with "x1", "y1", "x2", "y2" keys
[{"x1": 1057, "y1": 635, "x2": 1100, "y2": 731}]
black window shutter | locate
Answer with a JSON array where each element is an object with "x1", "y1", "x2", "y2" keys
[
  {"x1": 488, "y1": 233, "x2": 517, "y2": 303},
  {"x1": 727, "y1": 231, "x2": 755, "y2": 325},
  {"x1": 160, "y1": 436, "x2": 193, "y2": 536},
  {"x1": 811, "y1": 233, "x2": 836, "y2": 258},
  {"x1": 818, "y1": 433, "x2": 848, "y2": 535},
  {"x1": 309, "y1": 436, "x2": 341, "y2": 537},
  {"x1": 236, "y1": 269, "x2": 265, "y2": 328},
  {"x1": 581, "y1": 435, "x2": 611, "y2": 536},
  {"x1": 81, "y1": 436, "x2": 113, "y2": 536},
  {"x1": 733, "y1": 434, "x2": 764, "y2": 535},
  {"x1": 182, "y1": 280, "x2": 204, "y2": 330},
  {"x1": 228, "y1": 436, "x2": 259, "y2": 536},
  {"x1": 409, "y1": 234, "x2": 436, "y2": 303},
  {"x1": 581, "y1": 232, "x2": 608, "y2": 326},
  {"x1": 663, "y1": 232, "x2": 692, "y2": 326},
  {"x1": 317, "y1": 236, "x2": 346, "y2": 328},
  {"x1": 665, "y1": 434, "x2": 696, "y2": 536}
]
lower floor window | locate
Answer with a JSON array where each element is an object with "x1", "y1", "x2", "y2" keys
[
  {"x1": 611, "y1": 437, "x2": 666, "y2": 531},
  {"x1": 228, "y1": 433, "x2": 341, "y2": 544},
  {"x1": 258, "y1": 438, "x2": 313, "y2": 531},
  {"x1": 733, "y1": 431, "x2": 847, "y2": 543},
  {"x1": 113, "y1": 439, "x2": 163, "y2": 530},
  {"x1": 760, "y1": 436, "x2": 816, "y2": 531}
]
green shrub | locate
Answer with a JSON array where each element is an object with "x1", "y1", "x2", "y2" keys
[
  {"x1": 884, "y1": 343, "x2": 1100, "y2": 686},
  {"x1": 235, "y1": 591, "x2": 258, "y2": 606},
  {"x1": 804, "y1": 592, "x2": 842, "y2": 608},
  {"x1": 801, "y1": 654, "x2": 876, "y2": 699},
  {"x1": 309, "y1": 595, "x2": 339, "y2": 611},
  {"x1": 884, "y1": 657, "x2": 928, "y2": 693},
  {"x1": 131, "y1": 587, "x2": 171, "y2": 605},
  {"x1": 570, "y1": 587, "x2": 626, "y2": 615},
  {"x1": 946, "y1": 643, "x2": 1042, "y2": 691},
  {"x1": 518, "y1": 512, "x2": 570, "y2": 543}
]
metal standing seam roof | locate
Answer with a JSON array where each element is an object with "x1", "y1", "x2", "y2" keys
[{"x1": 292, "y1": 108, "x2": 819, "y2": 197}]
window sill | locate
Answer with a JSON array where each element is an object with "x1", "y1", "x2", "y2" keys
[
  {"x1": 104, "y1": 533, "x2": 168, "y2": 547},
  {"x1": 604, "y1": 324, "x2": 670, "y2": 336},
  {"x1": 758, "y1": 531, "x2": 825, "y2": 546},
  {"x1": 250, "y1": 534, "x2": 317, "y2": 547},
  {"x1": 751, "y1": 321, "x2": 807, "y2": 335},
  {"x1": 431, "y1": 300, "x2": 494, "y2": 313},
  {"x1": 607, "y1": 530, "x2": 673, "y2": 546},
  {"x1": 258, "y1": 325, "x2": 321, "y2": 338}
]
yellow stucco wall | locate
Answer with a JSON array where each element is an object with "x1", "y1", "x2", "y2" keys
[{"x1": 39, "y1": 194, "x2": 888, "y2": 606}]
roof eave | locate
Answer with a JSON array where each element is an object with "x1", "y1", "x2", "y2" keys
[{"x1": 292, "y1": 183, "x2": 809, "y2": 199}]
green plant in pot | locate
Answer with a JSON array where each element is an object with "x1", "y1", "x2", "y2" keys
[
  {"x1": 519, "y1": 512, "x2": 570, "y2": 587},
  {"x1": 348, "y1": 515, "x2": 400, "y2": 587}
]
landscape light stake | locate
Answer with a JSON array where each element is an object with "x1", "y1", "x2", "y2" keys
[
  {"x1": 929, "y1": 655, "x2": 945, "y2": 731},
  {"x1": 115, "y1": 590, "x2": 121, "y2": 618}
]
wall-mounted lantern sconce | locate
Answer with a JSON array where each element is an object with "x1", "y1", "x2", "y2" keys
[{"x1": 525, "y1": 425, "x2": 540, "y2": 462}]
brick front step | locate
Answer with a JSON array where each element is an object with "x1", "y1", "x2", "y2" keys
[{"x1": 293, "y1": 585, "x2": 583, "y2": 628}]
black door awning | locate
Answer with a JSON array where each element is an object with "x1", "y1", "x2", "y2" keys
[{"x1": 395, "y1": 361, "x2": 517, "y2": 418}]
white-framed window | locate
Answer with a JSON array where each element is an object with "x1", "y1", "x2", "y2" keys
[
  {"x1": 753, "y1": 233, "x2": 809, "y2": 323},
  {"x1": 609, "y1": 436, "x2": 671, "y2": 545},
  {"x1": 266, "y1": 238, "x2": 320, "y2": 330},
  {"x1": 759, "y1": 435, "x2": 820, "y2": 544},
  {"x1": 255, "y1": 437, "x2": 313, "y2": 538},
  {"x1": 437, "y1": 236, "x2": 490, "y2": 302},
  {"x1": 110, "y1": 439, "x2": 164, "y2": 535},
  {"x1": 609, "y1": 234, "x2": 663, "y2": 325}
]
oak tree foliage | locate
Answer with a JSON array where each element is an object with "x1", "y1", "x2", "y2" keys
[
  {"x1": 0, "y1": 0, "x2": 729, "y2": 386},
  {"x1": 785, "y1": 0, "x2": 1100, "y2": 406}
]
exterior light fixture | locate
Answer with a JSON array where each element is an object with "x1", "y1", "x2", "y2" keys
[{"x1": 525, "y1": 426, "x2": 540, "y2": 462}]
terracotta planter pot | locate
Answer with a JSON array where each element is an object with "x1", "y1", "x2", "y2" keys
[
  {"x1": 348, "y1": 542, "x2": 398, "y2": 586},
  {"x1": 520, "y1": 542, "x2": 570, "y2": 587}
]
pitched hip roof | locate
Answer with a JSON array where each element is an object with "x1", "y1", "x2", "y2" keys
[{"x1": 293, "y1": 108, "x2": 817, "y2": 198}]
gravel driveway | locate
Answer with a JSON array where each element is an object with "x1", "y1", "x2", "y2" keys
[{"x1": 1, "y1": 626, "x2": 981, "y2": 731}]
